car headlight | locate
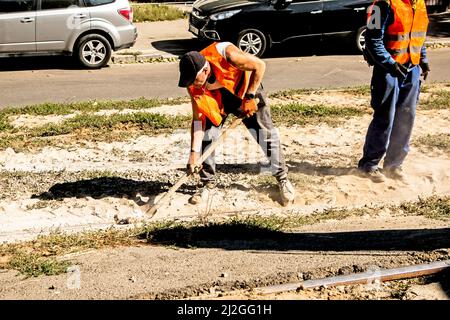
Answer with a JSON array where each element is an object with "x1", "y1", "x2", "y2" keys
[{"x1": 210, "y1": 9, "x2": 241, "y2": 21}]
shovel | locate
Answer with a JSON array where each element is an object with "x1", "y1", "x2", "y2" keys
[{"x1": 141, "y1": 116, "x2": 244, "y2": 219}]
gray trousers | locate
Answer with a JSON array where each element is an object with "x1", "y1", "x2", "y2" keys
[{"x1": 199, "y1": 87, "x2": 288, "y2": 185}]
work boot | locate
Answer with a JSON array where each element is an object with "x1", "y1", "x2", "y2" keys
[
  {"x1": 384, "y1": 167, "x2": 407, "y2": 182},
  {"x1": 359, "y1": 167, "x2": 386, "y2": 183},
  {"x1": 188, "y1": 182, "x2": 214, "y2": 205},
  {"x1": 278, "y1": 178, "x2": 295, "y2": 206}
]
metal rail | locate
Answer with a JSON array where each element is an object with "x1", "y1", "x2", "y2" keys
[{"x1": 257, "y1": 259, "x2": 450, "y2": 295}]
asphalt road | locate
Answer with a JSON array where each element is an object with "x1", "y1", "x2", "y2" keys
[{"x1": 0, "y1": 47, "x2": 449, "y2": 109}]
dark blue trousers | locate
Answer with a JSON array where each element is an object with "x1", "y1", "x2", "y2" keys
[{"x1": 358, "y1": 65, "x2": 421, "y2": 171}]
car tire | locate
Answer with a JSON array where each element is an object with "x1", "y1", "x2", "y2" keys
[
  {"x1": 76, "y1": 34, "x2": 112, "y2": 69},
  {"x1": 236, "y1": 29, "x2": 269, "y2": 57},
  {"x1": 355, "y1": 26, "x2": 366, "y2": 52}
]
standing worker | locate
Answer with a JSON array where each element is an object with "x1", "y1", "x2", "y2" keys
[
  {"x1": 178, "y1": 41, "x2": 295, "y2": 206},
  {"x1": 359, "y1": 0, "x2": 430, "y2": 182}
]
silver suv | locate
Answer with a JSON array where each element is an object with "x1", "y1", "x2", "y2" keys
[{"x1": 0, "y1": 0, "x2": 137, "y2": 68}]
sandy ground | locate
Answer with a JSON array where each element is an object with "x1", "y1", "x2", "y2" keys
[
  {"x1": 1, "y1": 104, "x2": 449, "y2": 242},
  {"x1": 0, "y1": 86, "x2": 449, "y2": 299}
]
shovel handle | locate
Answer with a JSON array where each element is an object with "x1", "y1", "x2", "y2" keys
[
  {"x1": 145, "y1": 174, "x2": 190, "y2": 217},
  {"x1": 195, "y1": 117, "x2": 243, "y2": 167},
  {"x1": 144, "y1": 117, "x2": 244, "y2": 218}
]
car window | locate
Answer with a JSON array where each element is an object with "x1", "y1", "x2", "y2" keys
[
  {"x1": 83, "y1": 0, "x2": 114, "y2": 6},
  {"x1": 0, "y1": 0, "x2": 35, "y2": 13},
  {"x1": 40, "y1": 0, "x2": 81, "y2": 10}
]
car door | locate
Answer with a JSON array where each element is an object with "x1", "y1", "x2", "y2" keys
[
  {"x1": 274, "y1": 0, "x2": 324, "y2": 42},
  {"x1": 35, "y1": 0, "x2": 90, "y2": 52},
  {"x1": 0, "y1": 0, "x2": 37, "y2": 53},
  {"x1": 321, "y1": 0, "x2": 371, "y2": 36}
]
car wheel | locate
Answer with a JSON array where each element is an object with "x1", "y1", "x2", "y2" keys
[
  {"x1": 76, "y1": 34, "x2": 112, "y2": 69},
  {"x1": 356, "y1": 27, "x2": 366, "y2": 52},
  {"x1": 236, "y1": 29, "x2": 268, "y2": 57}
]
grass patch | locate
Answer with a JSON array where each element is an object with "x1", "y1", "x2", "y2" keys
[
  {"x1": 420, "y1": 84, "x2": 430, "y2": 93},
  {"x1": 269, "y1": 85, "x2": 371, "y2": 99},
  {"x1": 0, "y1": 112, "x2": 191, "y2": 151},
  {"x1": 269, "y1": 88, "x2": 317, "y2": 99},
  {"x1": 0, "y1": 134, "x2": 62, "y2": 152},
  {"x1": 1, "y1": 97, "x2": 189, "y2": 117},
  {"x1": 31, "y1": 228, "x2": 140, "y2": 255},
  {"x1": 271, "y1": 103, "x2": 367, "y2": 126},
  {"x1": 421, "y1": 90, "x2": 450, "y2": 110},
  {"x1": 143, "y1": 216, "x2": 284, "y2": 247},
  {"x1": 0, "y1": 227, "x2": 142, "y2": 277},
  {"x1": 1, "y1": 84, "x2": 446, "y2": 118},
  {"x1": 0, "y1": 114, "x2": 12, "y2": 132},
  {"x1": 132, "y1": 3, "x2": 187, "y2": 22},
  {"x1": 7, "y1": 252, "x2": 71, "y2": 278},
  {"x1": 33, "y1": 112, "x2": 190, "y2": 137},
  {"x1": 416, "y1": 134, "x2": 450, "y2": 155},
  {"x1": 339, "y1": 85, "x2": 371, "y2": 96},
  {"x1": 26, "y1": 200, "x2": 65, "y2": 210},
  {"x1": 144, "y1": 208, "x2": 364, "y2": 247},
  {"x1": 399, "y1": 196, "x2": 450, "y2": 220},
  {"x1": 0, "y1": 96, "x2": 191, "y2": 150}
]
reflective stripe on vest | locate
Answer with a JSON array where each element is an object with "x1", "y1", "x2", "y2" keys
[{"x1": 187, "y1": 42, "x2": 251, "y2": 126}]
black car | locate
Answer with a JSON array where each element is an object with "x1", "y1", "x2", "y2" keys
[{"x1": 189, "y1": 0, "x2": 373, "y2": 57}]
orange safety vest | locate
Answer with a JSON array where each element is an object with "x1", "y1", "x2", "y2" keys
[
  {"x1": 187, "y1": 42, "x2": 250, "y2": 126},
  {"x1": 368, "y1": 0, "x2": 428, "y2": 65}
]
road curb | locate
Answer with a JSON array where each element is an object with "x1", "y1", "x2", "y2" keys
[
  {"x1": 111, "y1": 38, "x2": 450, "y2": 64},
  {"x1": 425, "y1": 38, "x2": 450, "y2": 48},
  {"x1": 111, "y1": 52, "x2": 179, "y2": 64}
]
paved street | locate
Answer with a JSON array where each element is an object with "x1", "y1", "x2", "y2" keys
[
  {"x1": 0, "y1": 16, "x2": 448, "y2": 109},
  {"x1": 0, "y1": 47, "x2": 449, "y2": 109}
]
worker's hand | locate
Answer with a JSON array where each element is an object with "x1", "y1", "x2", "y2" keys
[
  {"x1": 187, "y1": 150, "x2": 202, "y2": 174},
  {"x1": 240, "y1": 97, "x2": 258, "y2": 118},
  {"x1": 419, "y1": 61, "x2": 430, "y2": 81},
  {"x1": 388, "y1": 62, "x2": 408, "y2": 79}
]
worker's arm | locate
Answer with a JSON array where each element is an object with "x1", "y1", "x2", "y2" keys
[
  {"x1": 366, "y1": 0, "x2": 397, "y2": 70},
  {"x1": 223, "y1": 44, "x2": 265, "y2": 117},
  {"x1": 419, "y1": 44, "x2": 430, "y2": 80},
  {"x1": 190, "y1": 120, "x2": 204, "y2": 152},
  {"x1": 420, "y1": 45, "x2": 428, "y2": 64},
  {"x1": 224, "y1": 43, "x2": 266, "y2": 95},
  {"x1": 188, "y1": 95, "x2": 205, "y2": 173}
]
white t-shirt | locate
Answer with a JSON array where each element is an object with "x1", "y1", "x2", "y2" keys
[
  {"x1": 205, "y1": 42, "x2": 233, "y2": 91},
  {"x1": 215, "y1": 42, "x2": 233, "y2": 60}
]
